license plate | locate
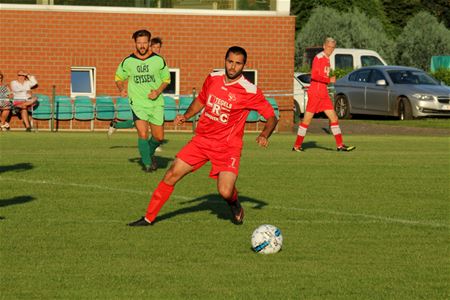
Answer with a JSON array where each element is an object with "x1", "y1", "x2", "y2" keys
[{"x1": 443, "y1": 105, "x2": 450, "y2": 110}]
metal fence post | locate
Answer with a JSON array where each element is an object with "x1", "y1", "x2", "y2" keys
[{"x1": 51, "y1": 85, "x2": 55, "y2": 132}]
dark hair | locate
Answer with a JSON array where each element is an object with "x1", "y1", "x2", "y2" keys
[
  {"x1": 225, "y1": 46, "x2": 247, "y2": 64},
  {"x1": 151, "y1": 37, "x2": 163, "y2": 46},
  {"x1": 132, "y1": 29, "x2": 151, "y2": 41}
]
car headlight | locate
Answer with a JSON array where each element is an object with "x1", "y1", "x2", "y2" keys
[{"x1": 412, "y1": 93, "x2": 435, "y2": 101}]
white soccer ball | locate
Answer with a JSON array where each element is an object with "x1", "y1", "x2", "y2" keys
[{"x1": 251, "y1": 224, "x2": 283, "y2": 254}]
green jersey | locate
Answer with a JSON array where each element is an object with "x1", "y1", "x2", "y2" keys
[{"x1": 115, "y1": 53, "x2": 170, "y2": 108}]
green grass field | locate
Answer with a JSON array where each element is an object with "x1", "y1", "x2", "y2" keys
[
  {"x1": 345, "y1": 117, "x2": 450, "y2": 129},
  {"x1": 1, "y1": 130, "x2": 449, "y2": 299}
]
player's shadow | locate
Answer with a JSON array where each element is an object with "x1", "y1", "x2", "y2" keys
[
  {"x1": 301, "y1": 141, "x2": 334, "y2": 151},
  {"x1": 128, "y1": 156, "x2": 173, "y2": 169},
  {"x1": 0, "y1": 196, "x2": 35, "y2": 220},
  {"x1": 110, "y1": 145, "x2": 137, "y2": 149},
  {"x1": 110, "y1": 139, "x2": 170, "y2": 149},
  {"x1": 0, "y1": 195, "x2": 35, "y2": 208},
  {"x1": 0, "y1": 163, "x2": 33, "y2": 173},
  {"x1": 156, "y1": 193, "x2": 268, "y2": 224}
]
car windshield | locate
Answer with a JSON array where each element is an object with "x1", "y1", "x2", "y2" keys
[{"x1": 387, "y1": 70, "x2": 439, "y2": 85}]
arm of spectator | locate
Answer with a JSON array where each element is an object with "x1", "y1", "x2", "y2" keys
[{"x1": 27, "y1": 75, "x2": 38, "y2": 88}]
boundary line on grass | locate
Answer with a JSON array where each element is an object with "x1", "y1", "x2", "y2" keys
[
  {"x1": 3, "y1": 177, "x2": 448, "y2": 229},
  {"x1": 271, "y1": 206, "x2": 450, "y2": 229}
]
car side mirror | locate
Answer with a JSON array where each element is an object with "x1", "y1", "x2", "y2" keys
[{"x1": 376, "y1": 79, "x2": 387, "y2": 86}]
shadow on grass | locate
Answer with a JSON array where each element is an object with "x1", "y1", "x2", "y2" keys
[
  {"x1": 128, "y1": 156, "x2": 174, "y2": 169},
  {"x1": 156, "y1": 193, "x2": 268, "y2": 224},
  {"x1": 0, "y1": 163, "x2": 33, "y2": 173},
  {"x1": 0, "y1": 195, "x2": 35, "y2": 218},
  {"x1": 302, "y1": 141, "x2": 334, "y2": 151},
  {"x1": 0, "y1": 195, "x2": 35, "y2": 208},
  {"x1": 110, "y1": 139, "x2": 170, "y2": 150},
  {"x1": 110, "y1": 145, "x2": 137, "y2": 149}
]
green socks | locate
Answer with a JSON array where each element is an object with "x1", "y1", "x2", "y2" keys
[
  {"x1": 148, "y1": 137, "x2": 162, "y2": 157},
  {"x1": 138, "y1": 138, "x2": 151, "y2": 166},
  {"x1": 138, "y1": 137, "x2": 162, "y2": 167},
  {"x1": 115, "y1": 120, "x2": 134, "y2": 129}
]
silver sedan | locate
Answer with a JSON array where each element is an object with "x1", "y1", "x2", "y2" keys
[{"x1": 334, "y1": 66, "x2": 450, "y2": 119}]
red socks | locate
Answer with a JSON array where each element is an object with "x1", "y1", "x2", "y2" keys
[
  {"x1": 330, "y1": 122, "x2": 343, "y2": 146},
  {"x1": 145, "y1": 181, "x2": 174, "y2": 223},
  {"x1": 293, "y1": 123, "x2": 308, "y2": 148}
]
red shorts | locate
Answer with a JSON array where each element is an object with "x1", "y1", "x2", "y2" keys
[
  {"x1": 13, "y1": 99, "x2": 37, "y2": 110},
  {"x1": 306, "y1": 91, "x2": 334, "y2": 113},
  {"x1": 176, "y1": 136, "x2": 242, "y2": 179}
]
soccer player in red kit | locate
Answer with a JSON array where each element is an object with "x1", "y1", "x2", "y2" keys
[
  {"x1": 293, "y1": 37, "x2": 355, "y2": 152},
  {"x1": 128, "y1": 46, "x2": 278, "y2": 226}
]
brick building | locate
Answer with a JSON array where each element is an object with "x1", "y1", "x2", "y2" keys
[{"x1": 0, "y1": 2, "x2": 295, "y2": 131}]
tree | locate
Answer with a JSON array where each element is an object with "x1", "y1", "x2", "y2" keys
[
  {"x1": 421, "y1": 0, "x2": 450, "y2": 28},
  {"x1": 295, "y1": 6, "x2": 395, "y2": 67},
  {"x1": 291, "y1": 0, "x2": 392, "y2": 34},
  {"x1": 396, "y1": 11, "x2": 450, "y2": 71}
]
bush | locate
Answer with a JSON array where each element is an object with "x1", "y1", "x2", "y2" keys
[
  {"x1": 331, "y1": 68, "x2": 353, "y2": 80},
  {"x1": 295, "y1": 6, "x2": 395, "y2": 67},
  {"x1": 431, "y1": 68, "x2": 450, "y2": 86},
  {"x1": 396, "y1": 11, "x2": 450, "y2": 71}
]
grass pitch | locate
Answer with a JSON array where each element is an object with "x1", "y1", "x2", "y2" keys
[{"x1": 0, "y1": 130, "x2": 449, "y2": 299}]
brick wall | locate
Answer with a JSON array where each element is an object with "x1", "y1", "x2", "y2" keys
[{"x1": 0, "y1": 9, "x2": 295, "y2": 131}]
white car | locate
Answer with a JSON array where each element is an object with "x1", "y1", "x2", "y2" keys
[{"x1": 293, "y1": 72, "x2": 311, "y2": 117}]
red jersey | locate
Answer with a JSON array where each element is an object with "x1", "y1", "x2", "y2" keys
[
  {"x1": 195, "y1": 71, "x2": 275, "y2": 148},
  {"x1": 309, "y1": 51, "x2": 331, "y2": 94}
]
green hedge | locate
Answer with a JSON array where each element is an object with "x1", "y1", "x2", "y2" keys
[
  {"x1": 332, "y1": 68, "x2": 353, "y2": 80},
  {"x1": 431, "y1": 68, "x2": 450, "y2": 86}
]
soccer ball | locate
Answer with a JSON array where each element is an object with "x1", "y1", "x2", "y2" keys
[{"x1": 251, "y1": 224, "x2": 283, "y2": 254}]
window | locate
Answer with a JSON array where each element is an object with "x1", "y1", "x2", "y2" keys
[
  {"x1": 387, "y1": 70, "x2": 439, "y2": 85},
  {"x1": 213, "y1": 69, "x2": 258, "y2": 85},
  {"x1": 349, "y1": 69, "x2": 371, "y2": 83},
  {"x1": 362, "y1": 55, "x2": 384, "y2": 67},
  {"x1": 163, "y1": 68, "x2": 180, "y2": 98},
  {"x1": 335, "y1": 54, "x2": 353, "y2": 70},
  {"x1": 368, "y1": 70, "x2": 385, "y2": 83},
  {"x1": 71, "y1": 67, "x2": 96, "y2": 98},
  {"x1": 296, "y1": 73, "x2": 311, "y2": 84},
  {"x1": 3, "y1": 0, "x2": 278, "y2": 11}
]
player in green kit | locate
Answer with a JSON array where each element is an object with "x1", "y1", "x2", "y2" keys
[{"x1": 115, "y1": 29, "x2": 171, "y2": 172}]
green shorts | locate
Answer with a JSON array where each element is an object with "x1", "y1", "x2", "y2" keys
[{"x1": 132, "y1": 105, "x2": 164, "y2": 126}]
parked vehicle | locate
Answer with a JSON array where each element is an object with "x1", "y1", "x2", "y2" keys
[
  {"x1": 303, "y1": 47, "x2": 387, "y2": 70},
  {"x1": 293, "y1": 72, "x2": 310, "y2": 116},
  {"x1": 334, "y1": 66, "x2": 450, "y2": 119}
]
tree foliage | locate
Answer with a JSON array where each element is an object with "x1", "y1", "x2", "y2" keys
[
  {"x1": 292, "y1": 0, "x2": 449, "y2": 39},
  {"x1": 295, "y1": 6, "x2": 395, "y2": 67},
  {"x1": 432, "y1": 68, "x2": 450, "y2": 86},
  {"x1": 291, "y1": 0, "x2": 392, "y2": 34},
  {"x1": 396, "y1": 11, "x2": 450, "y2": 71},
  {"x1": 421, "y1": 0, "x2": 450, "y2": 28}
]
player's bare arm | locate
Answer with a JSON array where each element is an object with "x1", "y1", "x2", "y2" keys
[
  {"x1": 256, "y1": 115, "x2": 277, "y2": 147},
  {"x1": 115, "y1": 80, "x2": 127, "y2": 97},
  {"x1": 148, "y1": 82, "x2": 169, "y2": 100},
  {"x1": 175, "y1": 98, "x2": 204, "y2": 125}
]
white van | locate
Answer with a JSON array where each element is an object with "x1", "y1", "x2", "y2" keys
[
  {"x1": 303, "y1": 47, "x2": 387, "y2": 70},
  {"x1": 331, "y1": 48, "x2": 387, "y2": 69}
]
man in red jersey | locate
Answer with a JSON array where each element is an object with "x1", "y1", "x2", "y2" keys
[
  {"x1": 128, "y1": 46, "x2": 278, "y2": 226},
  {"x1": 293, "y1": 37, "x2": 355, "y2": 152}
]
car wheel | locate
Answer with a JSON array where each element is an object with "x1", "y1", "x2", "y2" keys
[
  {"x1": 398, "y1": 98, "x2": 413, "y2": 120},
  {"x1": 334, "y1": 95, "x2": 351, "y2": 119}
]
